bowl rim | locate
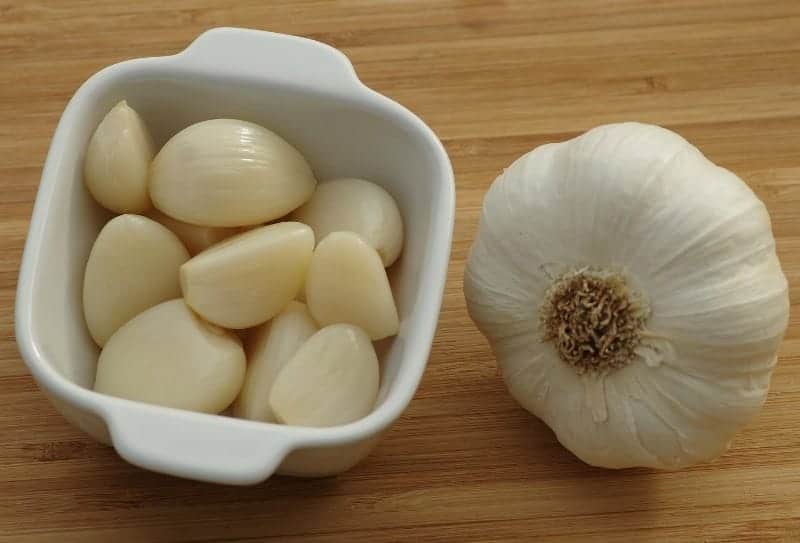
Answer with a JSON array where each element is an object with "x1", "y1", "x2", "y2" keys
[{"x1": 15, "y1": 27, "x2": 455, "y2": 481}]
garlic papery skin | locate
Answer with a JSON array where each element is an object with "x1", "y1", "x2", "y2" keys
[
  {"x1": 463, "y1": 122, "x2": 790, "y2": 470},
  {"x1": 84, "y1": 100, "x2": 154, "y2": 213},
  {"x1": 150, "y1": 119, "x2": 317, "y2": 227}
]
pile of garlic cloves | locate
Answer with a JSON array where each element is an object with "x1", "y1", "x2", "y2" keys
[{"x1": 83, "y1": 101, "x2": 404, "y2": 428}]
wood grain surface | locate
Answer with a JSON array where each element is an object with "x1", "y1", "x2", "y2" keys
[{"x1": 2, "y1": 1, "x2": 800, "y2": 541}]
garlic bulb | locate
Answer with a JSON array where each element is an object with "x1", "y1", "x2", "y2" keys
[
  {"x1": 84, "y1": 100, "x2": 154, "y2": 213},
  {"x1": 464, "y1": 122, "x2": 790, "y2": 469},
  {"x1": 150, "y1": 119, "x2": 317, "y2": 227}
]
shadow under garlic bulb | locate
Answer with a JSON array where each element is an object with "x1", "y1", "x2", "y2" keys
[{"x1": 464, "y1": 122, "x2": 790, "y2": 470}]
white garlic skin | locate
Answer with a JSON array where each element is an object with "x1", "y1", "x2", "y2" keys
[
  {"x1": 269, "y1": 324, "x2": 379, "y2": 427},
  {"x1": 233, "y1": 301, "x2": 319, "y2": 422},
  {"x1": 180, "y1": 222, "x2": 314, "y2": 329},
  {"x1": 148, "y1": 208, "x2": 241, "y2": 255},
  {"x1": 83, "y1": 214, "x2": 190, "y2": 346},
  {"x1": 305, "y1": 231, "x2": 399, "y2": 340},
  {"x1": 291, "y1": 177, "x2": 404, "y2": 267},
  {"x1": 464, "y1": 122, "x2": 790, "y2": 470},
  {"x1": 84, "y1": 100, "x2": 154, "y2": 213},
  {"x1": 150, "y1": 119, "x2": 317, "y2": 227},
  {"x1": 94, "y1": 299, "x2": 245, "y2": 414}
]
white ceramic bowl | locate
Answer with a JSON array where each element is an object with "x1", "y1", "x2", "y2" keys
[{"x1": 15, "y1": 27, "x2": 454, "y2": 485}]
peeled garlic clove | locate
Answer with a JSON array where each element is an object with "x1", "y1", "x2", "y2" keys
[
  {"x1": 181, "y1": 222, "x2": 314, "y2": 329},
  {"x1": 94, "y1": 299, "x2": 245, "y2": 413},
  {"x1": 83, "y1": 214, "x2": 190, "y2": 346},
  {"x1": 291, "y1": 177, "x2": 404, "y2": 267},
  {"x1": 148, "y1": 208, "x2": 240, "y2": 255},
  {"x1": 269, "y1": 324, "x2": 379, "y2": 427},
  {"x1": 150, "y1": 119, "x2": 317, "y2": 227},
  {"x1": 233, "y1": 301, "x2": 319, "y2": 422},
  {"x1": 306, "y1": 231, "x2": 399, "y2": 340},
  {"x1": 84, "y1": 100, "x2": 154, "y2": 213}
]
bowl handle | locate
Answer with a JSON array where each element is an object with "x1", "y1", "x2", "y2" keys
[
  {"x1": 176, "y1": 27, "x2": 363, "y2": 92},
  {"x1": 105, "y1": 402, "x2": 293, "y2": 485}
]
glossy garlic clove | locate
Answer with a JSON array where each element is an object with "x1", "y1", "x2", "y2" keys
[
  {"x1": 83, "y1": 214, "x2": 190, "y2": 346},
  {"x1": 84, "y1": 100, "x2": 154, "y2": 213},
  {"x1": 233, "y1": 301, "x2": 319, "y2": 422},
  {"x1": 150, "y1": 119, "x2": 317, "y2": 227},
  {"x1": 305, "y1": 231, "x2": 399, "y2": 340},
  {"x1": 94, "y1": 299, "x2": 245, "y2": 413},
  {"x1": 269, "y1": 324, "x2": 379, "y2": 427},
  {"x1": 291, "y1": 177, "x2": 404, "y2": 267},
  {"x1": 180, "y1": 222, "x2": 314, "y2": 329},
  {"x1": 148, "y1": 208, "x2": 241, "y2": 255}
]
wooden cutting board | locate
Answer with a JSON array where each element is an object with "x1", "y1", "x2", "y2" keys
[{"x1": 2, "y1": 1, "x2": 799, "y2": 541}]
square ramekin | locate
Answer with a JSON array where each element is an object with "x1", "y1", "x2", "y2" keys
[{"x1": 15, "y1": 27, "x2": 455, "y2": 485}]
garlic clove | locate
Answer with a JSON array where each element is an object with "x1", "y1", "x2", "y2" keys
[
  {"x1": 233, "y1": 301, "x2": 319, "y2": 422},
  {"x1": 269, "y1": 324, "x2": 379, "y2": 427},
  {"x1": 305, "y1": 231, "x2": 399, "y2": 340},
  {"x1": 291, "y1": 177, "x2": 404, "y2": 267},
  {"x1": 94, "y1": 299, "x2": 245, "y2": 414},
  {"x1": 84, "y1": 100, "x2": 154, "y2": 213},
  {"x1": 150, "y1": 119, "x2": 317, "y2": 227},
  {"x1": 83, "y1": 214, "x2": 190, "y2": 347},
  {"x1": 180, "y1": 222, "x2": 314, "y2": 329},
  {"x1": 147, "y1": 208, "x2": 241, "y2": 256}
]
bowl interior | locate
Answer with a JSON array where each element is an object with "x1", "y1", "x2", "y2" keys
[{"x1": 28, "y1": 62, "x2": 452, "y2": 414}]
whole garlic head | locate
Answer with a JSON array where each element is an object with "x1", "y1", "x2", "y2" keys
[{"x1": 464, "y1": 122, "x2": 790, "y2": 469}]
